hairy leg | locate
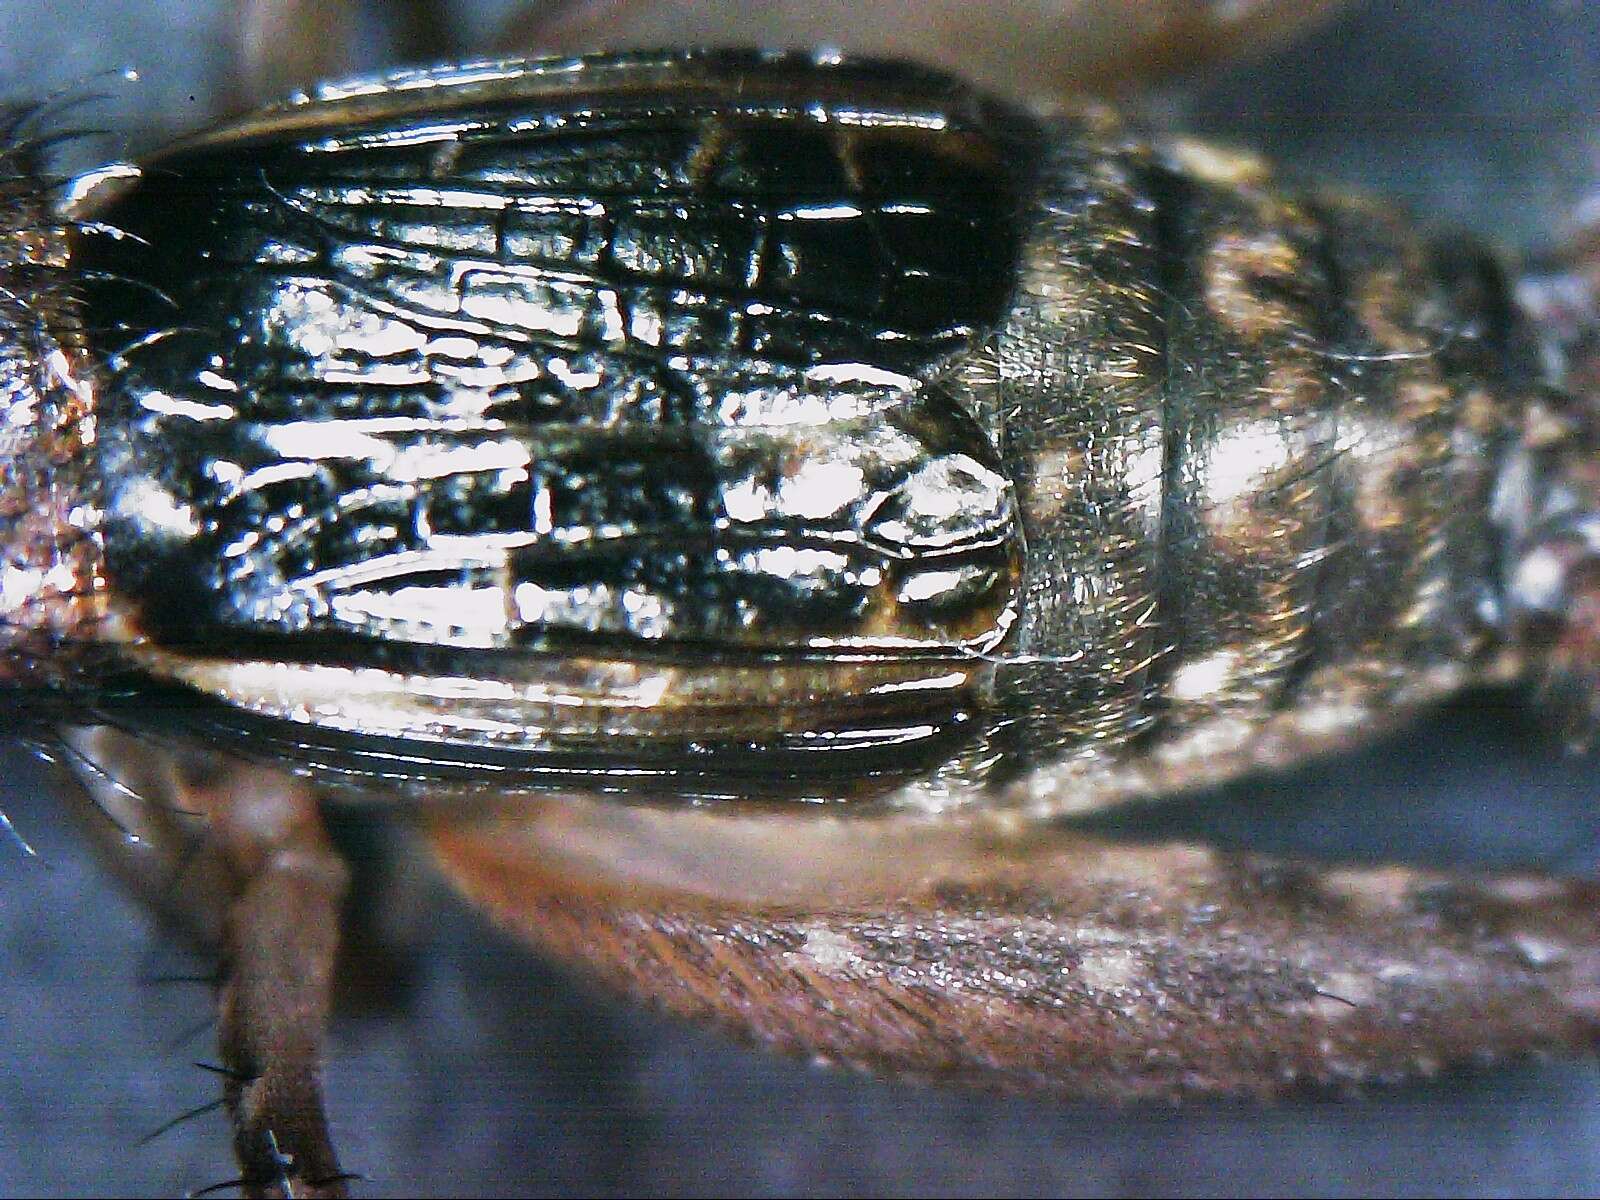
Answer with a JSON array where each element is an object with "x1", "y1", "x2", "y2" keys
[{"x1": 61, "y1": 731, "x2": 351, "y2": 1199}]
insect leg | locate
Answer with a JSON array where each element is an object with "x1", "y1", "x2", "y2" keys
[
  {"x1": 488, "y1": 0, "x2": 1349, "y2": 103},
  {"x1": 231, "y1": 0, "x2": 470, "y2": 110},
  {"x1": 230, "y1": 0, "x2": 360, "y2": 108},
  {"x1": 56, "y1": 729, "x2": 351, "y2": 1198},
  {"x1": 171, "y1": 760, "x2": 350, "y2": 1199},
  {"x1": 422, "y1": 799, "x2": 1600, "y2": 1101}
]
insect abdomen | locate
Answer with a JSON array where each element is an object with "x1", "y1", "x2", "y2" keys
[{"x1": 980, "y1": 121, "x2": 1528, "y2": 805}]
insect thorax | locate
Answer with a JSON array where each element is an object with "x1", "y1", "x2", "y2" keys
[{"x1": 0, "y1": 120, "x2": 104, "y2": 694}]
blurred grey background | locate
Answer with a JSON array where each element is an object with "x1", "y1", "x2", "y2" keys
[{"x1": 3, "y1": 1, "x2": 1600, "y2": 1196}]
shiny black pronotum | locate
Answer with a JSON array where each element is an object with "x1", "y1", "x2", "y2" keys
[{"x1": 5, "y1": 44, "x2": 1600, "y2": 1198}]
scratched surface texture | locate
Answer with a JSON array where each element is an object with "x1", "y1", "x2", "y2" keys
[{"x1": 4, "y1": 0, "x2": 1600, "y2": 1196}]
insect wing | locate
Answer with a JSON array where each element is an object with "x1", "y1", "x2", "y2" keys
[{"x1": 73, "y1": 54, "x2": 1035, "y2": 788}]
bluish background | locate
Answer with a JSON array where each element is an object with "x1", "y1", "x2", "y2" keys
[{"x1": 3, "y1": 1, "x2": 1600, "y2": 1195}]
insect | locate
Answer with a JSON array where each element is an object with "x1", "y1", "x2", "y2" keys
[{"x1": 6, "y1": 3, "x2": 1600, "y2": 1197}]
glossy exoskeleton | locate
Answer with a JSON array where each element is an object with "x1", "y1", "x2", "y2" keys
[
  {"x1": 8, "y1": 49, "x2": 1600, "y2": 1198},
  {"x1": 11, "y1": 49, "x2": 1582, "y2": 802}
]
